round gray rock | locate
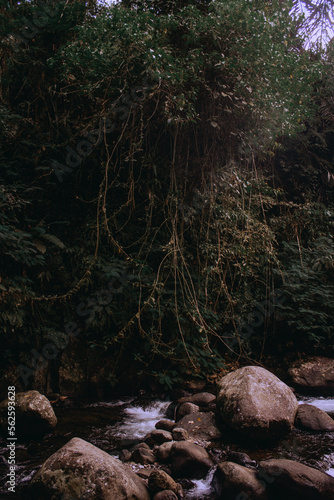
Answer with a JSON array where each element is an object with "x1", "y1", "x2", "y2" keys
[
  {"x1": 213, "y1": 461, "x2": 268, "y2": 500},
  {"x1": 151, "y1": 429, "x2": 173, "y2": 444},
  {"x1": 172, "y1": 427, "x2": 189, "y2": 441},
  {"x1": 132, "y1": 446, "x2": 156, "y2": 465},
  {"x1": 175, "y1": 402, "x2": 200, "y2": 422},
  {"x1": 28, "y1": 437, "x2": 150, "y2": 499},
  {"x1": 155, "y1": 419, "x2": 176, "y2": 432},
  {"x1": 0, "y1": 390, "x2": 57, "y2": 437},
  {"x1": 216, "y1": 366, "x2": 298, "y2": 440},
  {"x1": 259, "y1": 458, "x2": 334, "y2": 500},
  {"x1": 295, "y1": 404, "x2": 334, "y2": 432},
  {"x1": 171, "y1": 441, "x2": 214, "y2": 479},
  {"x1": 179, "y1": 392, "x2": 216, "y2": 407}
]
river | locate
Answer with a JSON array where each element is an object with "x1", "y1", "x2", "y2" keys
[{"x1": 0, "y1": 395, "x2": 333, "y2": 499}]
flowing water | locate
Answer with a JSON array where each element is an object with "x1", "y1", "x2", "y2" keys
[
  {"x1": 185, "y1": 466, "x2": 217, "y2": 499},
  {"x1": 298, "y1": 396, "x2": 334, "y2": 415},
  {"x1": 297, "y1": 395, "x2": 334, "y2": 478},
  {"x1": 0, "y1": 395, "x2": 333, "y2": 499}
]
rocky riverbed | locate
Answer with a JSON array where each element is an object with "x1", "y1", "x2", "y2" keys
[{"x1": 0, "y1": 360, "x2": 333, "y2": 499}]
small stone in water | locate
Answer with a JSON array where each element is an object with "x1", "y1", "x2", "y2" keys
[
  {"x1": 156, "y1": 419, "x2": 176, "y2": 432},
  {"x1": 151, "y1": 429, "x2": 173, "y2": 444},
  {"x1": 133, "y1": 442, "x2": 151, "y2": 451},
  {"x1": 172, "y1": 428, "x2": 189, "y2": 441},
  {"x1": 132, "y1": 447, "x2": 156, "y2": 465}
]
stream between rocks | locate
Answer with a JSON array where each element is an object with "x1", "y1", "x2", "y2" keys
[{"x1": 0, "y1": 395, "x2": 333, "y2": 499}]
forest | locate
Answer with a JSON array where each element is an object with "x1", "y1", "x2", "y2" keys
[{"x1": 0, "y1": 0, "x2": 334, "y2": 395}]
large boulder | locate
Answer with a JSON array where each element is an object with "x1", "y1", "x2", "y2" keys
[
  {"x1": 176, "y1": 411, "x2": 222, "y2": 440},
  {"x1": 0, "y1": 390, "x2": 57, "y2": 437},
  {"x1": 216, "y1": 366, "x2": 298, "y2": 440},
  {"x1": 28, "y1": 437, "x2": 150, "y2": 499},
  {"x1": 289, "y1": 357, "x2": 334, "y2": 396},
  {"x1": 171, "y1": 441, "x2": 214, "y2": 479},
  {"x1": 212, "y1": 461, "x2": 268, "y2": 500},
  {"x1": 295, "y1": 404, "x2": 334, "y2": 432},
  {"x1": 259, "y1": 459, "x2": 334, "y2": 500}
]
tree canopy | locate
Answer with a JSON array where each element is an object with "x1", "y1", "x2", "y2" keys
[{"x1": 1, "y1": 0, "x2": 333, "y2": 391}]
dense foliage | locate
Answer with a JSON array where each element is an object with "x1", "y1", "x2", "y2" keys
[{"x1": 0, "y1": 0, "x2": 333, "y2": 392}]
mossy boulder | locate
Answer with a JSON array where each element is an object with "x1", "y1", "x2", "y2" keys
[
  {"x1": 28, "y1": 437, "x2": 150, "y2": 499},
  {"x1": 216, "y1": 366, "x2": 298, "y2": 441},
  {"x1": 0, "y1": 390, "x2": 57, "y2": 438}
]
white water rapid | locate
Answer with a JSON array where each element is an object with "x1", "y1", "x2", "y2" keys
[{"x1": 112, "y1": 400, "x2": 170, "y2": 440}]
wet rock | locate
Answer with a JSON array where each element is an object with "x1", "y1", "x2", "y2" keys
[
  {"x1": 225, "y1": 451, "x2": 257, "y2": 468},
  {"x1": 176, "y1": 483, "x2": 184, "y2": 499},
  {"x1": 295, "y1": 404, "x2": 334, "y2": 432},
  {"x1": 132, "y1": 446, "x2": 156, "y2": 465},
  {"x1": 161, "y1": 466, "x2": 173, "y2": 476},
  {"x1": 157, "y1": 442, "x2": 174, "y2": 462},
  {"x1": 176, "y1": 411, "x2": 222, "y2": 440},
  {"x1": 119, "y1": 449, "x2": 132, "y2": 462},
  {"x1": 136, "y1": 467, "x2": 155, "y2": 480},
  {"x1": 175, "y1": 402, "x2": 200, "y2": 422},
  {"x1": 216, "y1": 366, "x2": 298, "y2": 441},
  {"x1": 28, "y1": 437, "x2": 150, "y2": 499},
  {"x1": 172, "y1": 427, "x2": 189, "y2": 441},
  {"x1": 179, "y1": 392, "x2": 216, "y2": 407},
  {"x1": 213, "y1": 461, "x2": 268, "y2": 500},
  {"x1": 133, "y1": 442, "x2": 151, "y2": 451},
  {"x1": 289, "y1": 357, "x2": 334, "y2": 396},
  {"x1": 0, "y1": 390, "x2": 57, "y2": 438},
  {"x1": 171, "y1": 441, "x2": 214, "y2": 479},
  {"x1": 151, "y1": 429, "x2": 173, "y2": 444},
  {"x1": 156, "y1": 419, "x2": 176, "y2": 432},
  {"x1": 153, "y1": 491, "x2": 178, "y2": 500},
  {"x1": 259, "y1": 458, "x2": 334, "y2": 500},
  {"x1": 144, "y1": 432, "x2": 156, "y2": 447},
  {"x1": 148, "y1": 469, "x2": 179, "y2": 496}
]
